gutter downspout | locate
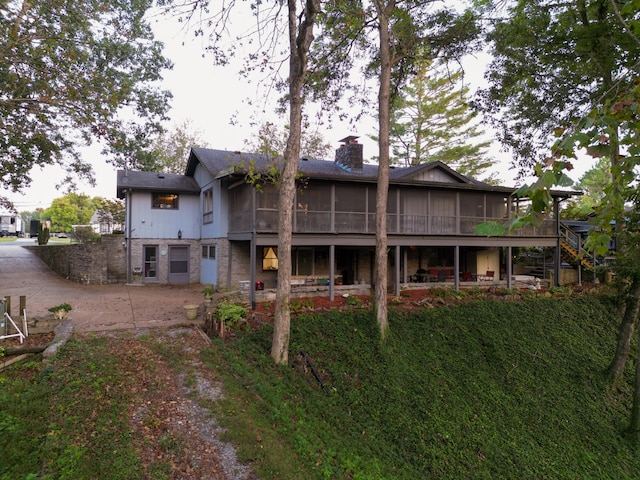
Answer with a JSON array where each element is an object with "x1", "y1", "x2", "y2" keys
[
  {"x1": 126, "y1": 188, "x2": 132, "y2": 284},
  {"x1": 250, "y1": 187, "x2": 257, "y2": 310}
]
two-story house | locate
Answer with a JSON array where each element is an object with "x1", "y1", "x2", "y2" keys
[{"x1": 117, "y1": 138, "x2": 579, "y2": 300}]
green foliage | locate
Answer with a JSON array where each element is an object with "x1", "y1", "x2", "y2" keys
[
  {"x1": 151, "y1": 120, "x2": 210, "y2": 174},
  {"x1": 0, "y1": 0, "x2": 171, "y2": 199},
  {"x1": 214, "y1": 299, "x2": 248, "y2": 329},
  {"x1": 47, "y1": 303, "x2": 72, "y2": 313},
  {"x1": 476, "y1": 0, "x2": 639, "y2": 173},
  {"x1": 201, "y1": 284, "x2": 215, "y2": 297},
  {"x1": 37, "y1": 224, "x2": 49, "y2": 246},
  {"x1": 71, "y1": 226, "x2": 99, "y2": 244},
  {"x1": 0, "y1": 337, "x2": 144, "y2": 478},
  {"x1": 208, "y1": 295, "x2": 640, "y2": 479},
  {"x1": 4, "y1": 296, "x2": 639, "y2": 479},
  {"x1": 388, "y1": 60, "x2": 495, "y2": 182},
  {"x1": 94, "y1": 198, "x2": 125, "y2": 231},
  {"x1": 244, "y1": 121, "x2": 332, "y2": 160},
  {"x1": 42, "y1": 193, "x2": 96, "y2": 234},
  {"x1": 345, "y1": 294, "x2": 364, "y2": 308},
  {"x1": 290, "y1": 298, "x2": 314, "y2": 312}
]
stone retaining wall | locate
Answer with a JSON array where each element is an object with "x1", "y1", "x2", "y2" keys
[{"x1": 25, "y1": 235, "x2": 126, "y2": 285}]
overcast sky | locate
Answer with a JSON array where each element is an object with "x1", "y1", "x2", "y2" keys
[{"x1": 7, "y1": 10, "x2": 592, "y2": 212}]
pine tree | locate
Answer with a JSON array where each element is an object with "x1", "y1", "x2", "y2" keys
[{"x1": 389, "y1": 61, "x2": 496, "y2": 183}]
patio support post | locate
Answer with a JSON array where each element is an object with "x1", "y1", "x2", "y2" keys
[
  {"x1": 403, "y1": 247, "x2": 408, "y2": 283},
  {"x1": 395, "y1": 245, "x2": 401, "y2": 297},
  {"x1": 329, "y1": 245, "x2": 335, "y2": 302},
  {"x1": 507, "y1": 246, "x2": 513, "y2": 289},
  {"x1": 125, "y1": 188, "x2": 132, "y2": 284},
  {"x1": 554, "y1": 198, "x2": 561, "y2": 287},
  {"x1": 454, "y1": 245, "x2": 460, "y2": 290}
]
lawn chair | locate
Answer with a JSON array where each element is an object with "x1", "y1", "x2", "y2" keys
[
  {"x1": 483, "y1": 270, "x2": 495, "y2": 281},
  {"x1": 428, "y1": 268, "x2": 439, "y2": 281}
]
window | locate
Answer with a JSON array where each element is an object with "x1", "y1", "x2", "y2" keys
[
  {"x1": 262, "y1": 247, "x2": 278, "y2": 271},
  {"x1": 152, "y1": 193, "x2": 179, "y2": 209},
  {"x1": 202, "y1": 245, "x2": 216, "y2": 259},
  {"x1": 203, "y1": 189, "x2": 213, "y2": 224},
  {"x1": 144, "y1": 246, "x2": 158, "y2": 279}
]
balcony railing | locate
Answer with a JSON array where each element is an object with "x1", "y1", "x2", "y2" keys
[{"x1": 232, "y1": 209, "x2": 557, "y2": 236}]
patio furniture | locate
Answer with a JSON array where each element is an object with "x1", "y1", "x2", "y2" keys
[
  {"x1": 480, "y1": 270, "x2": 495, "y2": 281},
  {"x1": 428, "y1": 269, "x2": 439, "y2": 281}
]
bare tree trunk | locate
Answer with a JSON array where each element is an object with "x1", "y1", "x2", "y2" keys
[
  {"x1": 607, "y1": 277, "x2": 640, "y2": 381},
  {"x1": 373, "y1": 0, "x2": 394, "y2": 340},
  {"x1": 271, "y1": 0, "x2": 319, "y2": 365}
]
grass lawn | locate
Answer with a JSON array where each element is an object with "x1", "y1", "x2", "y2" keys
[{"x1": 1, "y1": 293, "x2": 639, "y2": 479}]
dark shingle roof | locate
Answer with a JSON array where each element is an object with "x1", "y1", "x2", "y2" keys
[
  {"x1": 186, "y1": 148, "x2": 488, "y2": 187},
  {"x1": 116, "y1": 170, "x2": 200, "y2": 199}
]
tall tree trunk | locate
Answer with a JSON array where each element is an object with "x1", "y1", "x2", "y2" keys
[
  {"x1": 606, "y1": 277, "x2": 640, "y2": 381},
  {"x1": 629, "y1": 310, "x2": 640, "y2": 438},
  {"x1": 373, "y1": 0, "x2": 394, "y2": 340},
  {"x1": 271, "y1": 0, "x2": 319, "y2": 365}
]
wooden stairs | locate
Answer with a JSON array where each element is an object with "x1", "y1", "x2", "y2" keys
[{"x1": 560, "y1": 223, "x2": 594, "y2": 270}]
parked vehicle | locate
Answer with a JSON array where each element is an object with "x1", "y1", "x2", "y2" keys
[
  {"x1": 0, "y1": 214, "x2": 23, "y2": 237},
  {"x1": 30, "y1": 219, "x2": 40, "y2": 238}
]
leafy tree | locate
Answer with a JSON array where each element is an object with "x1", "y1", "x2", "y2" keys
[
  {"x1": 0, "y1": 0, "x2": 172, "y2": 205},
  {"x1": 160, "y1": 0, "x2": 320, "y2": 364},
  {"x1": 389, "y1": 60, "x2": 496, "y2": 182},
  {"x1": 42, "y1": 193, "x2": 95, "y2": 233},
  {"x1": 475, "y1": 0, "x2": 639, "y2": 178},
  {"x1": 244, "y1": 121, "x2": 332, "y2": 159},
  {"x1": 477, "y1": 0, "x2": 640, "y2": 433},
  {"x1": 561, "y1": 157, "x2": 611, "y2": 220},
  {"x1": 312, "y1": 0, "x2": 481, "y2": 337},
  {"x1": 94, "y1": 198, "x2": 125, "y2": 233},
  {"x1": 152, "y1": 120, "x2": 210, "y2": 174}
]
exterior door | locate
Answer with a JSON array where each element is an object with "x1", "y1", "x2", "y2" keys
[{"x1": 168, "y1": 245, "x2": 190, "y2": 284}]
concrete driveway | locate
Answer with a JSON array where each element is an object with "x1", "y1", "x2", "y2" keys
[{"x1": 0, "y1": 239, "x2": 205, "y2": 333}]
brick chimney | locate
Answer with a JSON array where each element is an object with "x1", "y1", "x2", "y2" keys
[{"x1": 335, "y1": 136, "x2": 363, "y2": 173}]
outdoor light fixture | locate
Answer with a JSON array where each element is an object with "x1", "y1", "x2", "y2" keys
[{"x1": 178, "y1": 230, "x2": 182, "y2": 239}]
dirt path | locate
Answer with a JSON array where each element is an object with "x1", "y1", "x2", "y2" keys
[{"x1": 88, "y1": 326, "x2": 261, "y2": 480}]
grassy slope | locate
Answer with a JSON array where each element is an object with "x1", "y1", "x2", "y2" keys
[
  {"x1": 208, "y1": 295, "x2": 638, "y2": 479},
  {"x1": 2, "y1": 294, "x2": 639, "y2": 479}
]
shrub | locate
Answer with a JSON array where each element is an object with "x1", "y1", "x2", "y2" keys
[
  {"x1": 214, "y1": 299, "x2": 248, "y2": 329},
  {"x1": 48, "y1": 303, "x2": 72, "y2": 313}
]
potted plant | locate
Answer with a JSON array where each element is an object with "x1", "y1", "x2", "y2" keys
[
  {"x1": 201, "y1": 284, "x2": 215, "y2": 305},
  {"x1": 48, "y1": 303, "x2": 72, "y2": 320}
]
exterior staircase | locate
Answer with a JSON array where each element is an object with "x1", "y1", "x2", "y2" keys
[{"x1": 559, "y1": 223, "x2": 594, "y2": 270}]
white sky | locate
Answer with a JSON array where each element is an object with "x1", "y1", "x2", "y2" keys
[{"x1": 6, "y1": 12, "x2": 594, "y2": 212}]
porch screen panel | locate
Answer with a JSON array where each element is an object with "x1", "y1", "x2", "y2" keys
[
  {"x1": 400, "y1": 189, "x2": 428, "y2": 234},
  {"x1": 387, "y1": 187, "x2": 398, "y2": 233},
  {"x1": 295, "y1": 184, "x2": 330, "y2": 232},
  {"x1": 430, "y1": 191, "x2": 456, "y2": 234},
  {"x1": 228, "y1": 185, "x2": 252, "y2": 232},
  {"x1": 335, "y1": 184, "x2": 367, "y2": 233},
  {"x1": 460, "y1": 192, "x2": 485, "y2": 234},
  {"x1": 486, "y1": 194, "x2": 508, "y2": 219},
  {"x1": 255, "y1": 184, "x2": 279, "y2": 231}
]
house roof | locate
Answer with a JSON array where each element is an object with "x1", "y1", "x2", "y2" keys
[
  {"x1": 116, "y1": 170, "x2": 200, "y2": 199},
  {"x1": 185, "y1": 147, "x2": 579, "y2": 197},
  {"x1": 185, "y1": 147, "x2": 474, "y2": 184}
]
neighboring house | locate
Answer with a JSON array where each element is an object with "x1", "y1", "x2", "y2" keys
[
  {"x1": 117, "y1": 138, "x2": 580, "y2": 298},
  {"x1": 88, "y1": 211, "x2": 123, "y2": 234}
]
